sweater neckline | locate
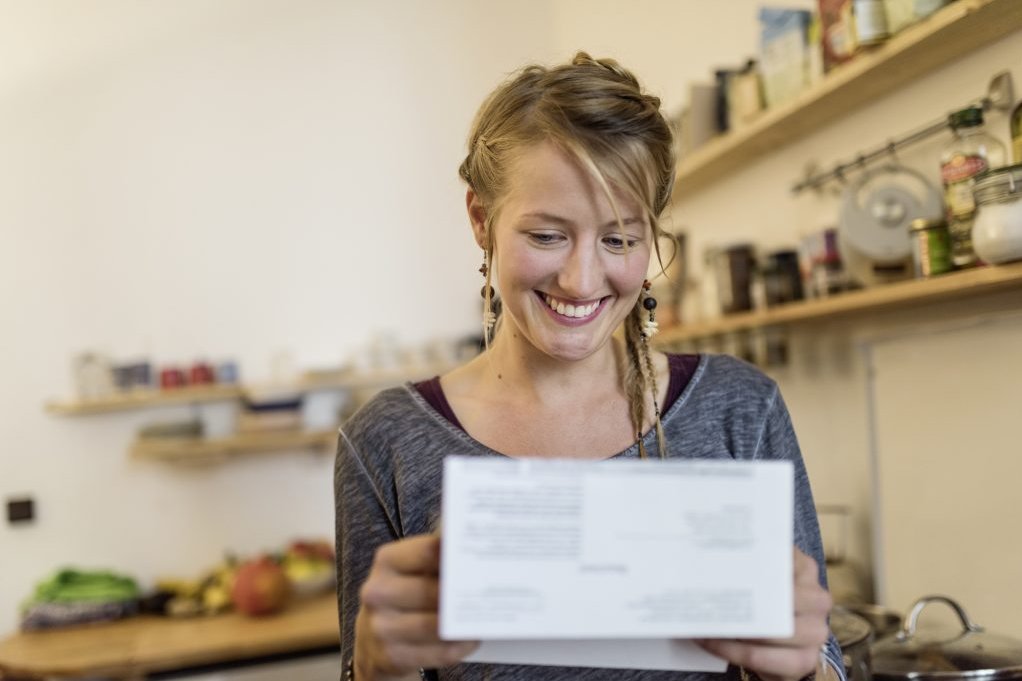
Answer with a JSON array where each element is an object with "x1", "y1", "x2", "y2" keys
[{"x1": 402, "y1": 353, "x2": 707, "y2": 461}]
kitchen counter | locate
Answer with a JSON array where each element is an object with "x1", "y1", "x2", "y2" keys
[{"x1": 0, "y1": 593, "x2": 339, "y2": 680}]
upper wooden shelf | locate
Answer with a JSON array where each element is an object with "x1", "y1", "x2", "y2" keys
[
  {"x1": 46, "y1": 384, "x2": 244, "y2": 416},
  {"x1": 654, "y1": 261, "x2": 1022, "y2": 344},
  {"x1": 672, "y1": 0, "x2": 1022, "y2": 199},
  {"x1": 45, "y1": 364, "x2": 452, "y2": 417}
]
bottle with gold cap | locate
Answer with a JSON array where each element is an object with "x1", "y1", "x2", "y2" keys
[
  {"x1": 940, "y1": 106, "x2": 1007, "y2": 267},
  {"x1": 1011, "y1": 98, "x2": 1022, "y2": 164}
]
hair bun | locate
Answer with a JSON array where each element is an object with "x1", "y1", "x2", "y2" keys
[{"x1": 571, "y1": 51, "x2": 640, "y2": 90}]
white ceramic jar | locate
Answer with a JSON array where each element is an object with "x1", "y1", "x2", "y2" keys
[{"x1": 972, "y1": 164, "x2": 1022, "y2": 264}]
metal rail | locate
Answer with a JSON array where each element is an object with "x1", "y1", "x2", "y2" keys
[{"x1": 791, "y1": 71, "x2": 1015, "y2": 194}]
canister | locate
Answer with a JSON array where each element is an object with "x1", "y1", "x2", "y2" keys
[
  {"x1": 908, "y1": 218, "x2": 952, "y2": 277},
  {"x1": 972, "y1": 163, "x2": 1022, "y2": 264}
]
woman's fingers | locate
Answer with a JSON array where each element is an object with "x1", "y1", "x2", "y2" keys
[
  {"x1": 698, "y1": 639, "x2": 821, "y2": 680},
  {"x1": 694, "y1": 547, "x2": 833, "y2": 681},
  {"x1": 355, "y1": 534, "x2": 480, "y2": 679},
  {"x1": 726, "y1": 614, "x2": 831, "y2": 648},
  {"x1": 372, "y1": 534, "x2": 441, "y2": 576},
  {"x1": 360, "y1": 572, "x2": 440, "y2": 612},
  {"x1": 376, "y1": 641, "x2": 480, "y2": 673},
  {"x1": 367, "y1": 612, "x2": 442, "y2": 644}
]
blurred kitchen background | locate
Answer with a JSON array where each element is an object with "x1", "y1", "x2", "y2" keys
[{"x1": 1, "y1": 0, "x2": 1021, "y2": 678}]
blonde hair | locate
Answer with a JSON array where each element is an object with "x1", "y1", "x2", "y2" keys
[{"x1": 459, "y1": 52, "x2": 676, "y2": 458}]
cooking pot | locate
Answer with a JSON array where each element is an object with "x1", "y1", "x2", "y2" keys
[
  {"x1": 872, "y1": 595, "x2": 1022, "y2": 681},
  {"x1": 833, "y1": 607, "x2": 873, "y2": 681},
  {"x1": 845, "y1": 603, "x2": 903, "y2": 641}
]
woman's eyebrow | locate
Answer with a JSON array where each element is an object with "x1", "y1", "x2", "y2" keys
[{"x1": 518, "y1": 211, "x2": 644, "y2": 229}]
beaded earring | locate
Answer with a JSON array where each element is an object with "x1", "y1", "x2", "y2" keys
[
  {"x1": 480, "y1": 255, "x2": 497, "y2": 336},
  {"x1": 640, "y1": 279, "x2": 659, "y2": 340}
]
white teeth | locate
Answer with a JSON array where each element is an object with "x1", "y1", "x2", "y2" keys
[{"x1": 544, "y1": 295, "x2": 599, "y2": 318}]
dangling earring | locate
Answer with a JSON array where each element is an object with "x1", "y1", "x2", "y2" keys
[
  {"x1": 480, "y1": 254, "x2": 497, "y2": 336},
  {"x1": 640, "y1": 280, "x2": 659, "y2": 340}
]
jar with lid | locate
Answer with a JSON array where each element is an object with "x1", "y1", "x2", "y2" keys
[
  {"x1": 972, "y1": 163, "x2": 1022, "y2": 264},
  {"x1": 908, "y1": 218, "x2": 952, "y2": 277},
  {"x1": 940, "y1": 106, "x2": 1007, "y2": 267}
]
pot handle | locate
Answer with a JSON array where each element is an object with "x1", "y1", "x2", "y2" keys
[{"x1": 897, "y1": 595, "x2": 985, "y2": 641}]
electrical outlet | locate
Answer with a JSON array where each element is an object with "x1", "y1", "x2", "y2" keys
[{"x1": 7, "y1": 497, "x2": 35, "y2": 524}]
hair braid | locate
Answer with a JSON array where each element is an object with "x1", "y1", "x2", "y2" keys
[{"x1": 623, "y1": 304, "x2": 667, "y2": 459}]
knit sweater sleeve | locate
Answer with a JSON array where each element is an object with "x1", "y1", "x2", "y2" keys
[
  {"x1": 333, "y1": 415, "x2": 403, "y2": 674},
  {"x1": 754, "y1": 386, "x2": 847, "y2": 681}
]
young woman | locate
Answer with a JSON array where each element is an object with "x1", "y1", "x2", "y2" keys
[{"x1": 335, "y1": 53, "x2": 844, "y2": 681}]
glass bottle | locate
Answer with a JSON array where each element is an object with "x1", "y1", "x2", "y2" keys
[
  {"x1": 1011, "y1": 98, "x2": 1022, "y2": 164},
  {"x1": 914, "y1": 0, "x2": 950, "y2": 19},
  {"x1": 939, "y1": 106, "x2": 1007, "y2": 268}
]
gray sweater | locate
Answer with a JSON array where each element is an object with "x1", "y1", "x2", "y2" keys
[{"x1": 334, "y1": 353, "x2": 845, "y2": 680}]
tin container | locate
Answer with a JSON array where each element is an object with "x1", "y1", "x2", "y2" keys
[
  {"x1": 713, "y1": 244, "x2": 756, "y2": 314},
  {"x1": 909, "y1": 218, "x2": 953, "y2": 277}
]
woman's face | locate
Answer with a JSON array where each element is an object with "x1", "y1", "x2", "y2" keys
[{"x1": 470, "y1": 141, "x2": 652, "y2": 363}]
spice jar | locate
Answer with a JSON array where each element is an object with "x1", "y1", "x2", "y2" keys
[
  {"x1": 972, "y1": 163, "x2": 1022, "y2": 264},
  {"x1": 908, "y1": 218, "x2": 952, "y2": 277},
  {"x1": 854, "y1": 0, "x2": 890, "y2": 45}
]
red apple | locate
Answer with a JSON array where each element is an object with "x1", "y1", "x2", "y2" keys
[{"x1": 231, "y1": 557, "x2": 291, "y2": 616}]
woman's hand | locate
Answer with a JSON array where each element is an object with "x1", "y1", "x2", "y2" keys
[
  {"x1": 354, "y1": 535, "x2": 479, "y2": 681},
  {"x1": 696, "y1": 548, "x2": 834, "y2": 681}
]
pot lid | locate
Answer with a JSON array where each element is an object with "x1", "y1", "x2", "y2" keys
[
  {"x1": 832, "y1": 607, "x2": 873, "y2": 648},
  {"x1": 872, "y1": 596, "x2": 1022, "y2": 681}
]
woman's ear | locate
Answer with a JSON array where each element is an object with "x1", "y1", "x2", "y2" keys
[{"x1": 466, "y1": 189, "x2": 488, "y2": 251}]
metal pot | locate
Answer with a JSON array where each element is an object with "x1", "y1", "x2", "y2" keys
[
  {"x1": 872, "y1": 596, "x2": 1022, "y2": 681},
  {"x1": 845, "y1": 603, "x2": 903, "y2": 641},
  {"x1": 833, "y1": 607, "x2": 874, "y2": 681}
]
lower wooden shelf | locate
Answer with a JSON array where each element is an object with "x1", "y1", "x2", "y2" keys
[
  {"x1": 0, "y1": 593, "x2": 339, "y2": 680},
  {"x1": 131, "y1": 428, "x2": 338, "y2": 463},
  {"x1": 655, "y1": 261, "x2": 1022, "y2": 345}
]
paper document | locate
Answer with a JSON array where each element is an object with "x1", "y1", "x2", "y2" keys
[{"x1": 439, "y1": 456, "x2": 793, "y2": 671}]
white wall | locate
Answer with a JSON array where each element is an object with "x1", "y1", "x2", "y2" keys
[
  {"x1": 1, "y1": 0, "x2": 1020, "y2": 640},
  {"x1": 0, "y1": 0, "x2": 554, "y2": 636}
]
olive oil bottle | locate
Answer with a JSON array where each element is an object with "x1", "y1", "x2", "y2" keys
[{"x1": 1011, "y1": 98, "x2": 1022, "y2": 164}]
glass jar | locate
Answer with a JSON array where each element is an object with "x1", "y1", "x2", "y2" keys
[
  {"x1": 972, "y1": 164, "x2": 1022, "y2": 264},
  {"x1": 940, "y1": 106, "x2": 1008, "y2": 267}
]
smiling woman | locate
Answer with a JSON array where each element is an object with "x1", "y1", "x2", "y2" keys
[{"x1": 334, "y1": 52, "x2": 846, "y2": 681}]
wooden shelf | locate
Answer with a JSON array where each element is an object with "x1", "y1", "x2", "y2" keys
[
  {"x1": 131, "y1": 428, "x2": 338, "y2": 463},
  {"x1": 655, "y1": 261, "x2": 1022, "y2": 344},
  {"x1": 0, "y1": 592, "x2": 338, "y2": 679},
  {"x1": 46, "y1": 384, "x2": 244, "y2": 416},
  {"x1": 672, "y1": 0, "x2": 1022, "y2": 199},
  {"x1": 299, "y1": 363, "x2": 455, "y2": 392},
  {"x1": 46, "y1": 364, "x2": 452, "y2": 417}
]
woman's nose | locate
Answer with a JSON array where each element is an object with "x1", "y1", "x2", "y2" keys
[{"x1": 557, "y1": 244, "x2": 602, "y2": 298}]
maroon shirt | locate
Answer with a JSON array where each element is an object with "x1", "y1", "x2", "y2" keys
[{"x1": 414, "y1": 353, "x2": 700, "y2": 432}]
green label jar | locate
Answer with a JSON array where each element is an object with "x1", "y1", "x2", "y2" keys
[{"x1": 909, "y1": 218, "x2": 953, "y2": 277}]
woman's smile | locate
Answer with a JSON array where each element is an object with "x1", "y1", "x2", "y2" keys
[{"x1": 536, "y1": 291, "x2": 608, "y2": 324}]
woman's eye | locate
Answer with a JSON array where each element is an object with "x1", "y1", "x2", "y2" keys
[
  {"x1": 528, "y1": 232, "x2": 563, "y2": 245},
  {"x1": 604, "y1": 235, "x2": 638, "y2": 250}
]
